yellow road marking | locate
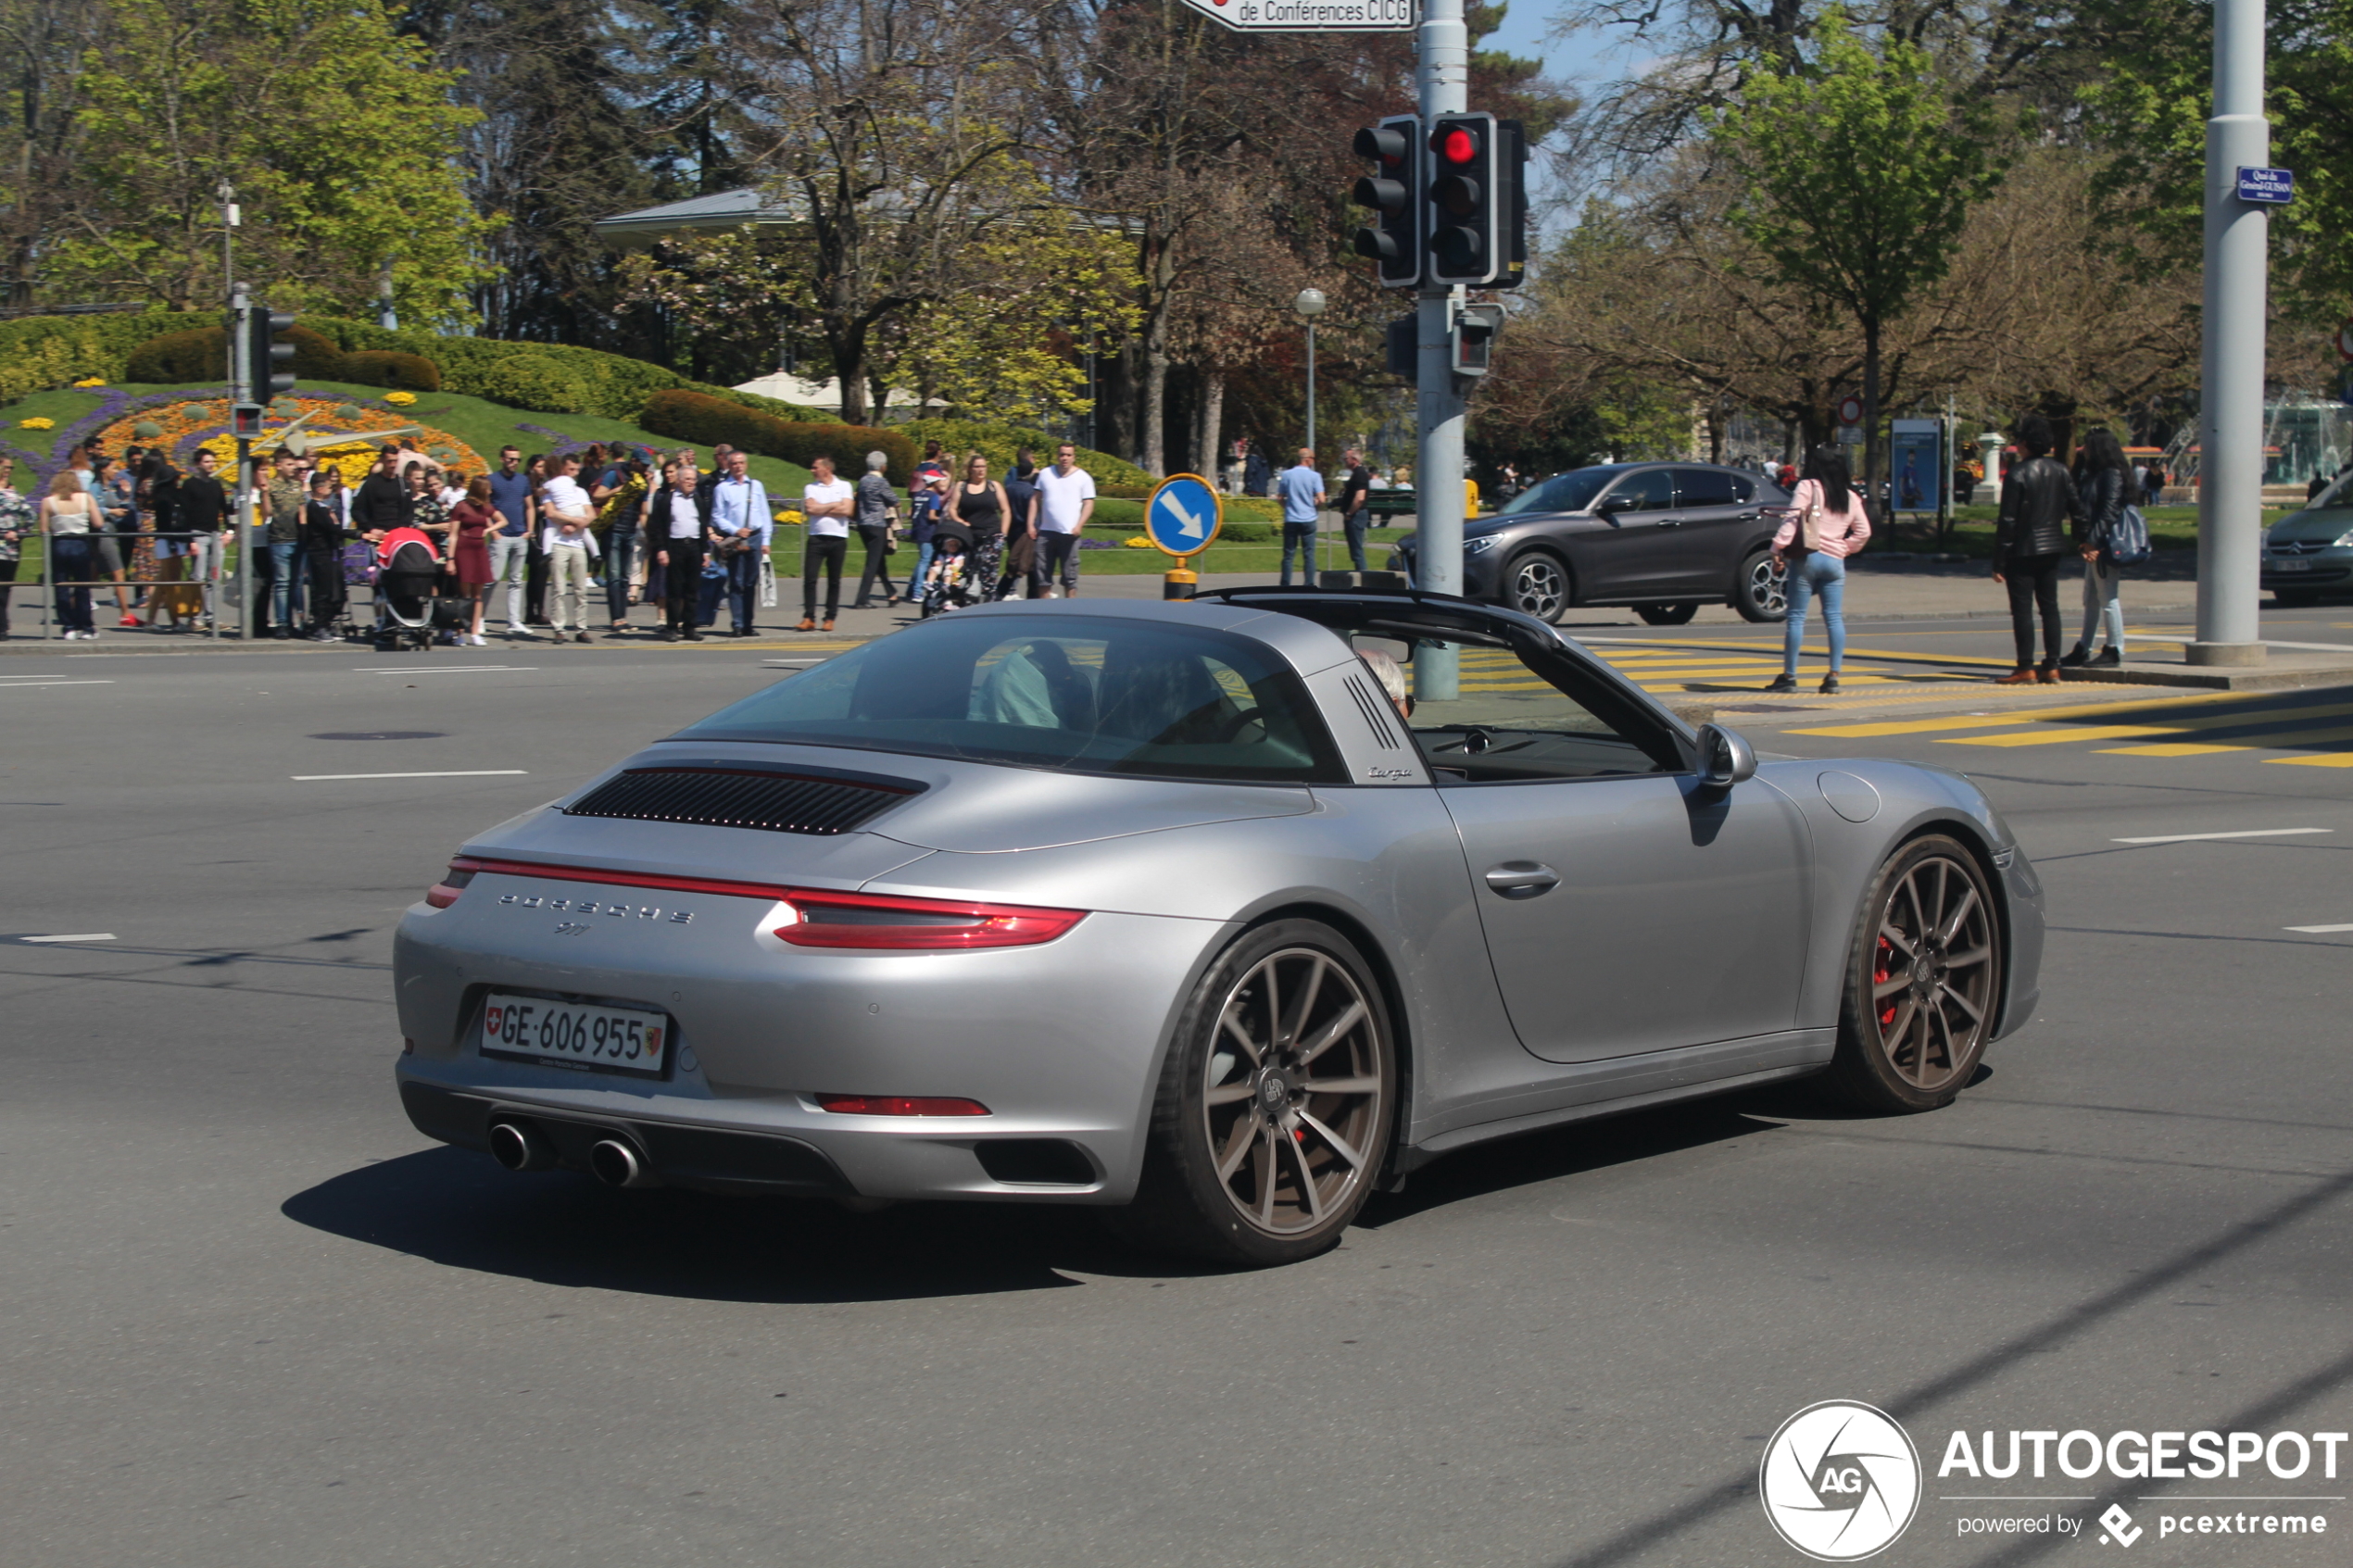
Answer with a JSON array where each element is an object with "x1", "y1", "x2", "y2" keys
[
  {"x1": 1940, "y1": 724, "x2": 2182, "y2": 747},
  {"x1": 1788, "y1": 691, "x2": 2253, "y2": 736},
  {"x1": 2268, "y1": 752, "x2": 2353, "y2": 767},
  {"x1": 2096, "y1": 744, "x2": 2253, "y2": 757}
]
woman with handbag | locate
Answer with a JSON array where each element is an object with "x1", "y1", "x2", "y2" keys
[
  {"x1": 850, "y1": 450, "x2": 901, "y2": 608},
  {"x1": 1766, "y1": 445, "x2": 1871, "y2": 694},
  {"x1": 2062, "y1": 428, "x2": 2136, "y2": 669}
]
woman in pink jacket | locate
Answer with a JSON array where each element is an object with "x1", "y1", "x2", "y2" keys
[{"x1": 1767, "y1": 445, "x2": 1872, "y2": 694}]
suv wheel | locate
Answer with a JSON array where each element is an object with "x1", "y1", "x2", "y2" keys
[
  {"x1": 1733, "y1": 548, "x2": 1788, "y2": 622},
  {"x1": 1506, "y1": 551, "x2": 1569, "y2": 623},
  {"x1": 1633, "y1": 602, "x2": 1698, "y2": 626}
]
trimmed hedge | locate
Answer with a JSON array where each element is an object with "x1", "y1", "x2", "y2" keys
[
  {"x1": 897, "y1": 418, "x2": 1151, "y2": 487},
  {"x1": 642, "y1": 389, "x2": 917, "y2": 484},
  {"x1": 339, "y1": 348, "x2": 442, "y2": 392},
  {"x1": 123, "y1": 323, "x2": 348, "y2": 383}
]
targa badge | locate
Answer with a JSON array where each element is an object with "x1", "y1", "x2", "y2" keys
[{"x1": 1760, "y1": 1400, "x2": 1921, "y2": 1561}]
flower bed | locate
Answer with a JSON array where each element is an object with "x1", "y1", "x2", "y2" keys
[{"x1": 82, "y1": 395, "x2": 484, "y2": 487}]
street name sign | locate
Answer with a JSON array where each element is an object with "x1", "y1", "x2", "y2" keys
[
  {"x1": 2236, "y1": 166, "x2": 2295, "y2": 205},
  {"x1": 1146, "y1": 475, "x2": 1225, "y2": 557},
  {"x1": 1173, "y1": 0, "x2": 1416, "y2": 31}
]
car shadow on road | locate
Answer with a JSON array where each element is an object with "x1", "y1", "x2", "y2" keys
[{"x1": 282, "y1": 1146, "x2": 1166, "y2": 1303}]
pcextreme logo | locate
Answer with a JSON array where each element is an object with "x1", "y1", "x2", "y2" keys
[{"x1": 1760, "y1": 1400, "x2": 1923, "y2": 1562}]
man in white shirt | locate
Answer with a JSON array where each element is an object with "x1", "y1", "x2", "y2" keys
[
  {"x1": 651, "y1": 462, "x2": 711, "y2": 641},
  {"x1": 537, "y1": 455, "x2": 599, "y2": 643},
  {"x1": 708, "y1": 449, "x2": 773, "y2": 636},
  {"x1": 1030, "y1": 444, "x2": 1095, "y2": 598},
  {"x1": 798, "y1": 454, "x2": 854, "y2": 631}
]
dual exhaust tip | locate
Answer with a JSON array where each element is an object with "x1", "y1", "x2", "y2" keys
[{"x1": 488, "y1": 1118, "x2": 655, "y2": 1188}]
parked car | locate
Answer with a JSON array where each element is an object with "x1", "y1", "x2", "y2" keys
[
  {"x1": 2261, "y1": 471, "x2": 2353, "y2": 604},
  {"x1": 1389, "y1": 462, "x2": 1794, "y2": 624},
  {"x1": 392, "y1": 588, "x2": 2043, "y2": 1267}
]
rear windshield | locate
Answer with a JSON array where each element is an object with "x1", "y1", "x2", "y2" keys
[
  {"x1": 680, "y1": 614, "x2": 1346, "y2": 784},
  {"x1": 1498, "y1": 468, "x2": 1613, "y2": 516}
]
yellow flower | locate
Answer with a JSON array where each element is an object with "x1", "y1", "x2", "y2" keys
[
  {"x1": 72, "y1": 377, "x2": 106, "y2": 388},
  {"x1": 1123, "y1": 533, "x2": 1155, "y2": 547},
  {"x1": 774, "y1": 509, "x2": 806, "y2": 524},
  {"x1": 384, "y1": 391, "x2": 417, "y2": 407},
  {"x1": 19, "y1": 417, "x2": 55, "y2": 430}
]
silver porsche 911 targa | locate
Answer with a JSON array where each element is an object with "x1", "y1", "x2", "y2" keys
[{"x1": 394, "y1": 587, "x2": 2044, "y2": 1265}]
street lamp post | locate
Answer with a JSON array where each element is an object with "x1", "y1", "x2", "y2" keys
[
  {"x1": 2196, "y1": 0, "x2": 2269, "y2": 665},
  {"x1": 1294, "y1": 289, "x2": 1327, "y2": 456}
]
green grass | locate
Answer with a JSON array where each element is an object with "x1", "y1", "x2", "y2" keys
[
  {"x1": 1885, "y1": 504, "x2": 2297, "y2": 559},
  {"x1": 762, "y1": 523, "x2": 1416, "y2": 578}
]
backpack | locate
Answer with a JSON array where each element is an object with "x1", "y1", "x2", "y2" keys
[{"x1": 2108, "y1": 504, "x2": 2152, "y2": 567}]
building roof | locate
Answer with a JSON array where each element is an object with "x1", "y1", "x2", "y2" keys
[{"x1": 592, "y1": 189, "x2": 806, "y2": 246}]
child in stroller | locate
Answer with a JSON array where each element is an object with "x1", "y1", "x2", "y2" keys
[
  {"x1": 372, "y1": 525, "x2": 464, "y2": 651},
  {"x1": 919, "y1": 522, "x2": 977, "y2": 617}
]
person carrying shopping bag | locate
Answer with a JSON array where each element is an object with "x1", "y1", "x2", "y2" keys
[{"x1": 1766, "y1": 445, "x2": 1871, "y2": 694}]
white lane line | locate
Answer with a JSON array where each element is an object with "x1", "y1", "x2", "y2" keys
[
  {"x1": 2113, "y1": 828, "x2": 2334, "y2": 845},
  {"x1": 352, "y1": 665, "x2": 537, "y2": 674},
  {"x1": 20, "y1": 933, "x2": 118, "y2": 944},
  {"x1": 0, "y1": 680, "x2": 115, "y2": 687},
  {"x1": 291, "y1": 770, "x2": 530, "y2": 781},
  {"x1": 2285, "y1": 923, "x2": 2353, "y2": 934},
  {"x1": 2120, "y1": 633, "x2": 2353, "y2": 654}
]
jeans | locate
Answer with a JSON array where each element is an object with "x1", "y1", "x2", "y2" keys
[
  {"x1": 268, "y1": 539, "x2": 302, "y2": 632},
  {"x1": 1278, "y1": 519, "x2": 1317, "y2": 585},
  {"x1": 186, "y1": 533, "x2": 222, "y2": 616},
  {"x1": 909, "y1": 540, "x2": 936, "y2": 599},
  {"x1": 0, "y1": 552, "x2": 19, "y2": 631},
  {"x1": 2079, "y1": 556, "x2": 2124, "y2": 654},
  {"x1": 725, "y1": 546, "x2": 762, "y2": 630},
  {"x1": 802, "y1": 533, "x2": 846, "y2": 621},
  {"x1": 853, "y1": 526, "x2": 897, "y2": 605},
  {"x1": 661, "y1": 540, "x2": 703, "y2": 633},
  {"x1": 604, "y1": 529, "x2": 638, "y2": 625},
  {"x1": 51, "y1": 534, "x2": 94, "y2": 633},
  {"x1": 1034, "y1": 531, "x2": 1079, "y2": 594},
  {"x1": 2004, "y1": 553, "x2": 2066, "y2": 667},
  {"x1": 546, "y1": 546, "x2": 591, "y2": 631},
  {"x1": 488, "y1": 531, "x2": 531, "y2": 629},
  {"x1": 1341, "y1": 507, "x2": 1370, "y2": 571},
  {"x1": 1781, "y1": 551, "x2": 1846, "y2": 675}
]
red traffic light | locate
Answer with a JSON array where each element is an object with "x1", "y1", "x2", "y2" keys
[{"x1": 1435, "y1": 125, "x2": 1478, "y2": 164}]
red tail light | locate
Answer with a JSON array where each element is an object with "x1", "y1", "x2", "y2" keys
[
  {"x1": 425, "y1": 856, "x2": 484, "y2": 909},
  {"x1": 771, "y1": 889, "x2": 1086, "y2": 950},
  {"x1": 814, "y1": 1095, "x2": 990, "y2": 1116}
]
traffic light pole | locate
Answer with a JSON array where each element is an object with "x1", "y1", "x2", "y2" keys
[
  {"x1": 230, "y1": 282, "x2": 253, "y2": 641},
  {"x1": 2193, "y1": 0, "x2": 2268, "y2": 666},
  {"x1": 1414, "y1": 0, "x2": 1468, "y2": 702}
]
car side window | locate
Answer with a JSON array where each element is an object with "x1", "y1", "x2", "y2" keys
[
  {"x1": 1400, "y1": 641, "x2": 1683, "y2": 783},
  {"x1": 1674, "y1": 468, "x2": 1739, "y2": 507},
  {"x1": 1604, "y1": 469, "x2": 1676, "y2": 512}
]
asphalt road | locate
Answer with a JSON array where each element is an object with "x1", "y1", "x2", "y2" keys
[{"x1": 5, "y1": 632, "x2": 2351, "y2": 1568}]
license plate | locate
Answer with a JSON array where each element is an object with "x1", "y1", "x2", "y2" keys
[
  {"x1": 481, "y1": 993, "x2": 669, "y2": 1075},
  {"x1": 2271, "y1": 558, "x2": 2312, "y2": 572}
]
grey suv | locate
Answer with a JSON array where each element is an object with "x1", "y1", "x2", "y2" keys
[{"x1": 1391, "y1": 462, "x2": 1793, "y2": 623}]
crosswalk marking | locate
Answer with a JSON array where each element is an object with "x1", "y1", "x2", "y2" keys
[
  {"x1": 2268, "y1": 752, "x2": 2353, "y2": 768},
  {"x1": 1788, "y1": 693, "x2": 2246, "y2": 737},
  {"x1": 1942, "y1": 707, "x2": 2353, "y2": 753},
  {"x1": 1940, "y1": 724, "x2": 2180, "y2": 748}
]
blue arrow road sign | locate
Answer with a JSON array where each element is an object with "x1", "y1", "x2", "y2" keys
[
  {"x1": 1147, "y1": 473, "x2": 1224, "y2": 556},
  {"x1": 2237, "y1": 166, "x2": 2295, "y2": 204}
]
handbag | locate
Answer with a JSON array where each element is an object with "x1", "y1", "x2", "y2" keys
[
  {"x1": 1789, "y1": 482, "x2": 1824, "y2": 553},
  {"x1": 2108, "y1": 504, "x2": 2152, "y2": 567}
]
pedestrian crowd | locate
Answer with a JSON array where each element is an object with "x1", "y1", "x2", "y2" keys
[{"x1": 1, "y1": 434, "x2": 1101, "y2": 644}]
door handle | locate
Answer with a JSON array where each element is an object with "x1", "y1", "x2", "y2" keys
[{"x1": 1484, "y1": 862, "x2": 1560, "y2": 898}]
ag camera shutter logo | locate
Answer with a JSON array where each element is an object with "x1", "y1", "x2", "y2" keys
[{"x1": 1760, "y1": 1400, "x2": 1922, "y2": 1561}]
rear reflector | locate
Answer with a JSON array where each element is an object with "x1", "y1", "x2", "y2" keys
[
  {"x1": 425, "y1": 856, "x2": 483, "y2": 909},
  {"x1": 814, "y1": 1095, "x2": 990, "y2": 1117},
  {"x1": 772, "y1": 889, "x2": 1086, "y2": 950}
]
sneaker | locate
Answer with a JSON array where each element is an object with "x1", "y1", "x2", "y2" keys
[
  {"x1": 2090, "y1": 646, "x2": 2121, "y2": 667},
  {"x1": 2058, "y1": 643, "x2": 2090, "y2": 668},
  {"x1": 1818, "y1": 674, "x2": 1841, "y2": 695},
  {"x1": 119, "y1": 614, "x2": 141, "y2": 628},
  {"x1": 1043, "y1": 588, "x2": 1061, "y2": 600},
  {"x1": 685, "y1": 630, "x2": 704, "y2": 641},
  {"x1": 660, "y1": 629, "x2": 680, "y2": 643},
  {"x1": 470, "y1": 633, "x2": 488, "y2": 646},
  {"x1": 1765, "y1": 673, "x2": 1796, "y2": 693}
]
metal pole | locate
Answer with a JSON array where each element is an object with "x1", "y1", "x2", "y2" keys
[
  {"x1": 230, "y1": 280, "x2": 252, "y2": 641},
  {"x1": 1305, "y1": 321, "x2": 1317, "y2": 457},
  {"x1": 2194, "y1": 0, "x2": 2269, "y2": 665},
  {"x1": 1414, "y1": 0, "x2": 1467, "y2": 701}
]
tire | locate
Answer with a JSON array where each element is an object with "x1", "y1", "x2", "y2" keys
[
  {"x1": 1504, "y1": 550, "x2": 1570, "y2": 623},
  {"x1": 2273, "y1": 591, "x2": 2321, "y2": 608},
  {"x1": 1114, "y1": 920, "x2": 1397, "y2": 1266},
  {"x1": 1825, "y1": 834, "x2": 2003, "y2": 1113},
  {"x1": 1634, "y1": 602, "x2": 1699, "y2": 626},
  {"x1": 1732, "y1": 548, "x2": 1788, "y2": 622}
]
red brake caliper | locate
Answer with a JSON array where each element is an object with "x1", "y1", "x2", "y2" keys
[{"x1": 1874, "y1": 936, "x2": 1898, "y2": 1032}]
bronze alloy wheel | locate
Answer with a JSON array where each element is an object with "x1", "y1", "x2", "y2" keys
[
  {"x1": 1116, "y1": 920, "x2": 1395, "y2": 1265},
  {"x1": 1830, "y1": 834, "x2": 2002, "y2": 1112}
]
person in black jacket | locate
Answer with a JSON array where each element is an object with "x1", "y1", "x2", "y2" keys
[
  {"x1": 648, "y1": 464, "x2": 714, "y2": 641},
  {"x1": 351, "y1": 447, "x2": 412, "y2": 536},
  {"x1": 2062, "y1": 428, "x2": 2136, "y2": 670},
  {"x1": 298, "y1": 471, "x2": 353, "y2": 640},
  {"x1": 1992, "y1": 415, "x2": 2083, "y2": 684}
]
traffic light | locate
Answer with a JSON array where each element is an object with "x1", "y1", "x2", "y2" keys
[
  {"x1": 1351, "y1": 115, "x2": 1422, "y2": 288},
  {"x1": 1498, "y1": 118, "x2": 1530, "y2": 290},
  {"x1": 1426, "y1": 112, "x2": 1501, "y2": 286},
  {"x1": 1451, "y1": 302, "x2": 1504, "y2": 375},
  {"x1": 244, "y1": 300, "x2": 298, "y2": 400}
]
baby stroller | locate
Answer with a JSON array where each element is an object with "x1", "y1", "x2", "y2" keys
[
  {"x1": 920, "y1": 522, "x2": 979, "y2": 618},
  {"x1": 373, "y1": 527, "x2": 465, "y2": 651}
]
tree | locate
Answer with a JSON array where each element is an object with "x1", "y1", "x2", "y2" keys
[
  {"x1": 1707, "y1": 13, "x2": 2008, "y2": 509},
  {"x1": 43, "y1": 0, "x2": 489, "y2": 322},
  {"x1": 0, "y1": 0, "x2": 103, "y2": 306}
]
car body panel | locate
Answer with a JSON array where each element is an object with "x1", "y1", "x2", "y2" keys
[
  {"x1": 2261, "y1": 501, "x2": 2353, "y2": 595},
  {"x1": 390, "y1": 591, "x2": 2046, "y2": 1208}
]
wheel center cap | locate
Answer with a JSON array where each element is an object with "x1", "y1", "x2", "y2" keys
[{"x1": 1256, "y1": 1072, "x2": 1292, "y2": 1113}]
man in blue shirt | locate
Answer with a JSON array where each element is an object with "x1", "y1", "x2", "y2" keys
[
  {"x1": 484, "y1": 445, "x2": 535, "y2": 637},
  {"x1": 1276, "y1": 447, "x2": 1326, "y2": 586},
  {"x1": 707, "y1": 450, "x2": 773, "y2": 636}
]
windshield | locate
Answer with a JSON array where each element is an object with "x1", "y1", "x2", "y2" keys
[
  {"x1": 679, "y1": 614, "x2": 1345, "y2": 784},
  {"x1": 1496, "y1": 468, "x2": 1613, "y2": 517}
]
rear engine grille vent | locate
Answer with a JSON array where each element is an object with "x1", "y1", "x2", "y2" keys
[{"x1": 566, "y1": 767, "x2": 921, "y2": 836}]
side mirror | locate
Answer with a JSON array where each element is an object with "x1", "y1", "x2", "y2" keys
[
  {"x1": 1596, "y1": 494, "x2": 1632, "y2": 515},
  {"x1": 1694, "y1": 723, "x2": 1756, "y2": 790}
]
